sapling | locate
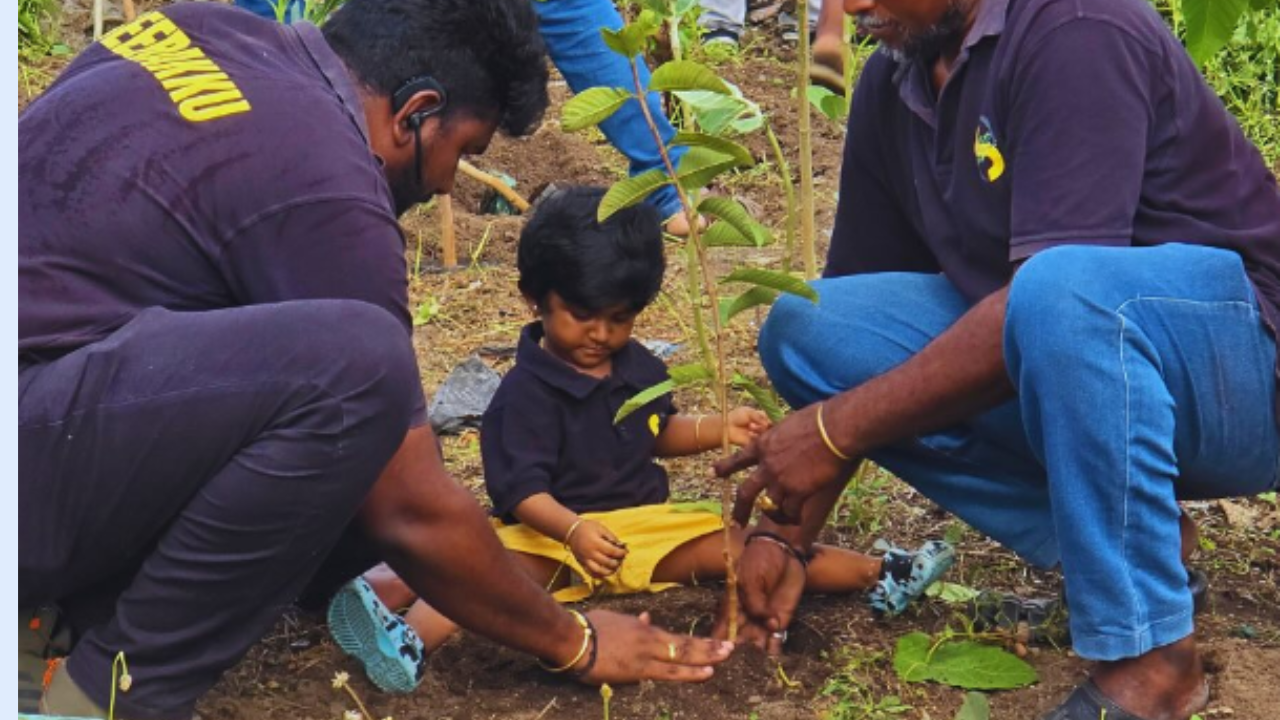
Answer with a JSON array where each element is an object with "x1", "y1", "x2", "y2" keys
[
  {"x1": 560, "y1": 14, "x2": 817, "y2": 637},
  {"x1": 796, "y1": 0, "x2": 817, "y2": 279}
]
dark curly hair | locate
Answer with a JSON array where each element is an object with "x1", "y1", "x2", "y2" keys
[
  {"x1": 518, "y1": 186, "x2": 666, "y2": 313},
  {"x1": 323, "y1": 0, "x2": 549, "y2": 136}
]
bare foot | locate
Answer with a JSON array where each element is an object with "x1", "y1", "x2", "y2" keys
[
  {"x1": 1091, "y1": 635, "x2": 1209, "y2": 720},
  {"x1": 1179, "y1": 510, "x2": 1198, "y2": 565},
  {"x1": 664, "y1": 212, "x2": 706, "y2": 237}
]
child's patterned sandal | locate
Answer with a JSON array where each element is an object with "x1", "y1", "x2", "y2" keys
[
  {"x1": 327, "y1": 578, "x2": 427, "y2": 694},
  {"x1": 868, "y1": 540, "x2": 956, "y2": 616}
]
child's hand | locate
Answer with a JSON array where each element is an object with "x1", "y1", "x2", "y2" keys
[
  {"x1": 569, "y1": 519, "x2": 629, "y2": 578},
  {"x1": 727, "y1": 407, "x2": 771, "y2": 447}
]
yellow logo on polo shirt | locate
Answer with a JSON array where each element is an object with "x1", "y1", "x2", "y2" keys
[
  {"x1": 648, "y1": 413, "x2": 660, "y2": 437},
  {"x1": 974, "y1": 115, "x2": 1005, "y2": 183},
  {"x1": 101, "y1": 11, "x2": 251, "y2": 123}
]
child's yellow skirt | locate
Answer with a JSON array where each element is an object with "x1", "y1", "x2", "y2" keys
[{"x1": 491, "y1": 502, "x2": 724, "y2": 602}]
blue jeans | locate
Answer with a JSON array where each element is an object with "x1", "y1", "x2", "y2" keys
[
  {"x1": 532, "y1": 0, "x2": 685, "y2": 219},
  {"x1": 233, "y1": 0, "x2": 687, "y2": 220},
  {"x1": 760, "y1": 244, "x2": 1279, "y2": 661}
]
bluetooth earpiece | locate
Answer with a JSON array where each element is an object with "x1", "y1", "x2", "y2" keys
[{"x1": 391, "y1": 75, "x2": 448, "y2": 187}]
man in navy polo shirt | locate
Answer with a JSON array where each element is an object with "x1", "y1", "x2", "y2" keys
[
  {"x1": 19, "y1": 1, "x2": 731, "y2": 717},
  {"x1": 716, "y1": 1, "x2": 1280, "y2": 718}
]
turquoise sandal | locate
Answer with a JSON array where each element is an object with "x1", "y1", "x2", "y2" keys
[
  {"x1": 868, "y1": 540, "x2": 956, "y2": 616},
  {"x1": 328, "y1": 579, "x2": 427, "y2": 694}
]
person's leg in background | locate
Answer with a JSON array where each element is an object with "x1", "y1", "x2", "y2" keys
[
  {"x1": 21, "y1": 300, "x2": 417, "y2": 718},
  {"x1": 1006, "y1": 244, "x2": 1278, "y2": 718},
  {"x1": 810, "y1": 0, "x2": 847, "y2": 94},
  {"x1": 698, "y1": 0, "x2": 745, "y2": 45},
  {"x1": 533, "y1": 0, "x2": 688, "y2": 225},
  {"x1": 232, "y1": 0, "x2": 306, "y2": 24}
]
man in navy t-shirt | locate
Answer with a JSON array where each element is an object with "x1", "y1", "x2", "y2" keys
[
  {"x1": 18, "y1": 1, "x2": 731, "y2": 716},
  {"x1": 717, "y1": 1, "x2": 1280, "y2": 718}
]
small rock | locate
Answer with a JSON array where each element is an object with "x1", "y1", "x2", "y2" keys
[{"x1": 748, "y1": 695, "x2": 764, "y2": 704}]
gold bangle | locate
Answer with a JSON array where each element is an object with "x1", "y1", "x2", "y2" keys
[
  {"x1": 816, "y1": 402, "x2": 852, "y2": 461},
  {"x1": 539, "y1": 609, "x2": 593, "y2": 673},
  {"x1": 562, "y1": 518, "x2": 584, "y2": 549},
  {"x1": 694, "y1": 415, "x2": 705, "y2": 450}
]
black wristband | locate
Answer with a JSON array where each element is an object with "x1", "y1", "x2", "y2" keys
[
  {"x1": 569, "y1": 614, "x2": 600, "y2": 679},
  {"x1": 745, "y1": 531, "x2": 812, "y2": 569}
]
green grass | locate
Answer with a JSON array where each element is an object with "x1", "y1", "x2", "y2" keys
[
  {"x1": 1152, "y1": 0, "x2": 1280, "y2": 170},
  {"x1": 19, "y1": 0, "x2": 62, "y2": 58}
]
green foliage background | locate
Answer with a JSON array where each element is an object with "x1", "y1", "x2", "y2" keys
[{"x1": 1153, "y1": 0, "x2": 1280, "y2": 169}]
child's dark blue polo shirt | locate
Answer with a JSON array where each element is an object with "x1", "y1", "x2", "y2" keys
[
  {"x1": 482, "y1": 322, "x2": 676, "y2": 522},
  {"x1": 827, "y1": 0, "x2": 1280, "y2": 363}
]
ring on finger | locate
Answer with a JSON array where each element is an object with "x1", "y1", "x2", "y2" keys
[
  {"x1": 667, "y1": 642, "x2": 678, "y2": 660},
  {"x1": 771, "y1": 630, "x2": 788, "y2": 644},
  {"x1": 754, "y1": 493, "x2": 779, "y2": 513}
]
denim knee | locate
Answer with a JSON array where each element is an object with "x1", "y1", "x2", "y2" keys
[
  {"x1": 759, "y1": 293, "x2": 820, "y2": 406},
  {"x1": 1004, "y1": 246, "x2": 1107, "y2": 376}
]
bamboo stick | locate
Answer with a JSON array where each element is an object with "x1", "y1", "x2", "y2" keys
[
  {"x1": 457, "y1": 160, "x2": 530, "y2": 213},
  {"x1": 439, "y1": 194, "x2": 457, "y2": 269}
]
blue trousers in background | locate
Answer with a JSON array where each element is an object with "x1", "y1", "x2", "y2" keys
[
  {"x1": 234, "y1": 0, "x2": 687, "y2": 220},
  {"x1": 760, "y1": 243, "x2": 1279, "y2": 661}
]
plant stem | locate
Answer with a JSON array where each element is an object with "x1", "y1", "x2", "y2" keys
[
  {"x1": 765, "y1": 120, "x2": 798, "y2": 274},
  {"x1": 797, "y1": 0, "x2": 817, "y2": 279},
  {"x1": 629, "y1": 57, "x2": 738, "y2": 640}
]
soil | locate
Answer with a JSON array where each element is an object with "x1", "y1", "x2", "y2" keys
[{"x1": 20, "y1": 6, "x2": 1280, "y2": 720}]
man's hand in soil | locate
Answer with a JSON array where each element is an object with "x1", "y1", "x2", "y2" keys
[
  {"x1": 570, "y1": 519, "x2": 627, "y2": 578},
  {"x1": 716, "y1": 401, "x2": 856, "y2": 526},
  {"x1": 580, "y1": 610, "x2": 733, "y2": 683},
  {"x1": 711, "y1": 538, "x2": 805, "y2": 656}
]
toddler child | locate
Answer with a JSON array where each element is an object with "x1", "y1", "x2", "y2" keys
[{"x1": 327, "y1": 186, "x2": 954, "y2": 692}]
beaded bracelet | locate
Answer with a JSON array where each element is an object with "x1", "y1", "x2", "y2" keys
[
  {"x1": 745, "y1": 531, "x2": 812, "y2": 569},
  {"x1": 539, "y1": 609, "x2": 593, "y2": 673}
]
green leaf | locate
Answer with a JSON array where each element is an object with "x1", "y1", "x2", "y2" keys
[
  {"x1": 806, "y1": 84, "x2": 848, "y2": 122},
  {"x1": 732, "y1": 373, "x2": 785, "y2": 423},
  {"x1": 650, "y1": 60, "x2": 732, "y2": 94},
  {"x1": 671, "y1": 132, "x2": 755, "y2": 167},
  {"x1": 562, "y1": 88, "x2": 633, "y2": 132},
  {"x1": 613, "y1": 379, "x2": 675, "y2": 424},
  {"x1": 601, "y1": 13, "x2": 662, "y2": 58},
  {"x1": 668, "y1": 362, "x2": 715, "y2": 386},
  {"x1": 674, "y1": 146, "x2": 744, "y2": 191},
  {"x1": 893, "y1": 632, "x2": 1037, "y2": 690},
  {"x1": 721, "y1": 268, "x2": 818, "y2": 303},
  {"x1": 925, "y1": 581, "x2": 981, "y2": 604},
  {"x1": 698, "y1": 196, "x2": 771, "y2": 246},
  {"x1": 719, "y1": 286, "x2": 778, "y2": 324},
  {"x1": 598, "y1": 169, "x2": 671, "y2": 222},
  {"x1": 675, "y1": 88, "x2": 763, "y2": 135},
  {"x1": 954, "y1": 692, "x2": 991, "y2": 720},
  {"x1": 1182, "y1": 0, "x2": 1249, "y2": 64},
  {"x1": 702, "y1": 222, "x2": 757, "y2": 248}
]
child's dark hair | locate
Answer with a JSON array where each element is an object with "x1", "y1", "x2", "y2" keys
[{"x1": 518, "y1": 186, "x2": 665, "y2": 313}]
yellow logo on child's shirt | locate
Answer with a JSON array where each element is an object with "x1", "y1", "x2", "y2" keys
[{"x1": 648, "y1": 414, "x2": 660, "y2": 437}]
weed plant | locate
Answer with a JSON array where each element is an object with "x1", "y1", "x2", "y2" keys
[{"x1": 19, "y1": 0, "x2": 63, "y2": 57}]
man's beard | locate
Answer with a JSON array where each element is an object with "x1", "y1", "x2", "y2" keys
[{"x1": 861, "y1": 2, "x2": 969, "y2": 64}]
